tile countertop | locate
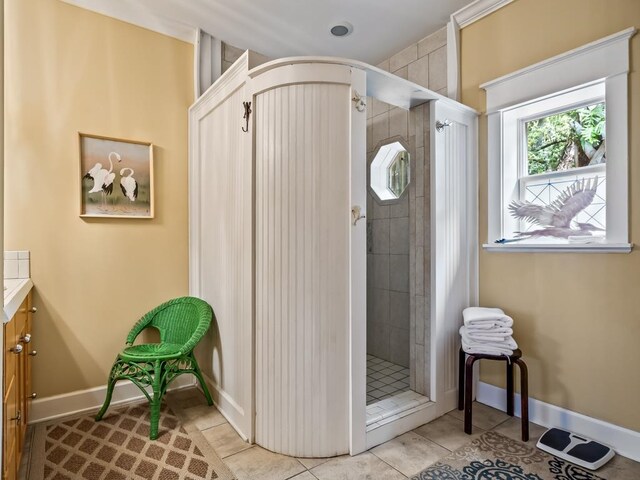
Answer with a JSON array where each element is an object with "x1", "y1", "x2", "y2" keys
[{"x1": 4, "y1": 278, "x2": 33, "y2": 322}]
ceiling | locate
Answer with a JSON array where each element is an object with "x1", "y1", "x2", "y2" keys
[{"x1": 62, "y1": 0, "x2": 475, "y2": 65}]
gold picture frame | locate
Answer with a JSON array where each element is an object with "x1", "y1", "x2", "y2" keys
[{"x1": 79, "y1": 133, "x2": 154, "y2": 218}]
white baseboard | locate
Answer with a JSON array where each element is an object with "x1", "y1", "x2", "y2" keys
[
  {"x1": 477, "y1": 381, "x2": 640, "y2": 462},
  {"x1": 29, "y1": 376, "x2": 196, "y2": 424}
]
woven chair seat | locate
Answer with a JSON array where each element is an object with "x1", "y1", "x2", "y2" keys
[
  {"x1": 96, "y1": 296, "x2": 214, "y2": 440},
  {"x1": 121, "y1": 343, "x2": 184, "y2": 360}
]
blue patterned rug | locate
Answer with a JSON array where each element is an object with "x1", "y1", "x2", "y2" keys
[{"x1": 411, "y1": 431, "x2": 604, "y2": 480}]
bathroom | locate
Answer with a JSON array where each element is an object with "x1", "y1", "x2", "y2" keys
[{"x1": 4, "y1": 1, "x2": 640, "y2": 479}]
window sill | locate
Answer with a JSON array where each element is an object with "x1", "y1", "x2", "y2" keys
[{"x1": 482, "y1": 243, "x2": 633, "y2": 253}]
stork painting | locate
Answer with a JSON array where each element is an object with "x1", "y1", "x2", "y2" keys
[
  {"x1": 119, "y1": 168, "x2": 139, "y2": 202},
  {"x1": 506, "y1": 176, "x2": 603, "y2": 240},
  {"x1": 83, "y1": 151, "x2": 121, "y2": 210},
  {"x1": 79, "y1": 133, "x2": 154, "y2": 218}
]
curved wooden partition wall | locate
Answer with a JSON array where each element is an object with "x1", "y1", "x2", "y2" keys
[{"x1": 252, "y1": 63, "x2": 358, "y2": 457}]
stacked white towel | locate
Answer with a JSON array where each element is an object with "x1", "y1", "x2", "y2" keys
[{"x1": 460, "y1": 307, "x2": 517, "y2": 356}]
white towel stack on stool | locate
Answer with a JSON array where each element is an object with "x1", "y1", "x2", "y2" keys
[{"x1": 460, "y1": 307, "x2": 517, "y2": 356}]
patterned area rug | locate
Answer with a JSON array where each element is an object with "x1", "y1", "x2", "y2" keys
[
  {"x1": 412, "y1": 431, "x2": 604, "y2": 480},
  {"x1": 27, "y1": 400, "x2": 235, "y2": 480}
]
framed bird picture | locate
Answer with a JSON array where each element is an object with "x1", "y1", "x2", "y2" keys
[{"x1": 79, "y1": 133, "x2": 154, "y2": 218}]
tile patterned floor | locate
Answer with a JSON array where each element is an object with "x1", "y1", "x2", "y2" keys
[
  {"x1": 366, "y1": 354, "x2": 410, "y2": 405},
  {"x1": 164, "y1": 388, "x2": 640, "y2": 480}
]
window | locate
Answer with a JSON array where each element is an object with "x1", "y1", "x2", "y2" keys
[
  {"x1": 525, "y1": 101, "x2": 605, "y2": 175},
  {"x1": 369, "y1": 139, "x2": 410, "y2": 203},
  {"x1": 482, "y1": 28, "x2": 634, "y2": 252}
]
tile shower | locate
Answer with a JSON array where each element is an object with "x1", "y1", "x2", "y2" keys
[
  {"x1": 366, "y1": 100, "x2": 431, "y2": 410},
  {"x1": 365, "y1": 26, "x2": 444, "y2": 412}
]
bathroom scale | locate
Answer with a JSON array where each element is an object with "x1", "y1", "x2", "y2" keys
[{"x1": 536, "y1": 427, "x2": 615, "y2": 471}]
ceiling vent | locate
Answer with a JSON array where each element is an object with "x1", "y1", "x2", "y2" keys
[{"x1": 330, "y1": 22, "x2": 353, "y2": 37}]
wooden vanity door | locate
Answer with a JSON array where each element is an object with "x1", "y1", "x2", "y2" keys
[{"x1": 3, "y1": 304, "x2": 20, "y2": 480}]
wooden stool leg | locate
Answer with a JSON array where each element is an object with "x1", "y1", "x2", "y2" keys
[
  {"x1": 515, "y1": 358, "x2": 529, "y2": 442},
  {"x1": 464, "y1": 355, "x2": 476, "y2": 434},
  {"x1": 458, "y1": 347, "x2": 465, "y2": 411},
  {"x1": 506, "y1": 360, "x2": 514, "y2": 416}
]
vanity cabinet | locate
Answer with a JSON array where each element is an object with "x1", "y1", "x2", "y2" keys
[{"x1": 3, "y1": 291, "x2": 35, "y2": 480}]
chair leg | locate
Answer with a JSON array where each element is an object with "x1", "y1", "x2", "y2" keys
[
  {"x1": 149, "y1": 359, "x2": 163, "y2": 440},
  {"x1": 458, "y1": 347, "x2": 465, "y2": 411},
  {"x1": 506, "y1": 360, "x2": 514, "y2": 416},
  {"x1": 464, "y1": 355, "x2": 476, "y2": 435},
  {"x1": 515, "y1": 358, "x2": 529, "y2": 442},
  {"x1": 191, "y1": 353, "x2": 213, "y2": 406},
  {"x1": 95, "y1": 358, "x2": 119, "y2": 421}
]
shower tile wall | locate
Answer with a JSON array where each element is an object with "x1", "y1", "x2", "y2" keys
[
  {"x1": 367, "y1": 193, "x2": 410, "y2": 368},
  {"x1": 366, "y1": 27, "x2": 444, "y2": 391}
]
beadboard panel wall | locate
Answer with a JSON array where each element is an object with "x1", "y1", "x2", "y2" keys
[
  {"x1": 431, "y1": 102, "x2": 477, "y2": 411},
  {"x1": 189, "y1": 54, "x2": 257, "y2": 440},
  {"x1": 254, "y1": 83, "x2": 351, "y2": 457}
]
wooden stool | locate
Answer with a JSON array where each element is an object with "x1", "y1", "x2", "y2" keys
[{"x1": 457, "y1": 347, "x2": 529, "y2": 441}]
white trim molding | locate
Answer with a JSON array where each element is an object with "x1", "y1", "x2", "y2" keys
[
  {"x1": 29, "y1": 376, "x2": 196, "y2": 424},
  {"x1": 481, "y1": 27, "x2": 636, "y2": 113},
  {"x1": 477, "y1": 382, "x2": 640, "y2": 462},
  {"x1": 452, "y1": 0, "x2": 515, "y2": 29},
  {"x1": 482, "y1": 243, "x2": 633, "y2": 254}
]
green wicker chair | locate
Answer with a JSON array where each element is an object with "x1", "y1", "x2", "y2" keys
[{"x1": 95, "y1": 296, "x2": 214, "y2": 439}]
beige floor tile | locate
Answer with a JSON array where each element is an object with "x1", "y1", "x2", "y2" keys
[
  {"x1": 491, "y1": 417, "x2": 546, "y2": 446},
  {"x1": 413, "y1": 414, "x2": 485, "y2": 451},
  {"x1": 182, "y1": 403, "x2": 227, "y2": 430},
  {"x1": 167, "y1": 387, "x2": 206, "y2": 405},
  {"x1": 447, "y1": 402, "x2": 510, "y2": 431},
  {"x1": 224, "y1": 446, "x2": 306, "y2": 480},
  {"x1": 598, "y1": 454, "x2": 640, "y2": 480},
  {"x1": 297, "y1": 457, "x2": 330, "y2": 469},
  {"x1": 202, "y1": 422, "x2": 252, "y2": 458},
  {"x1": 288, "y1": 472, "x2": 318, "y2": 480},
  {"x1": 370, "y1": 431, "x2": 449, "y2": 477},
  {"x1": 311, "y1": 452, "x2": 406, "y2": 480},
  {"x1": 178, "y1": 395, "x2": 209, "y2": 409}
]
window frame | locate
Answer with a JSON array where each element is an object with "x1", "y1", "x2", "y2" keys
[
  {"x1": 482, "y1": 28, "x2": 635, "y2": 253},
  {"x1": 501, "y1": 81, "x2": 606, "y2": 240}
]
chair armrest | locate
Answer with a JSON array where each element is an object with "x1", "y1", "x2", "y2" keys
[
  {"x1": 180, "y1": 314, "x2": 212, "y2": 354},
  {"x1": 126, "y1": 314, "x2": 154, "y2": 345}
]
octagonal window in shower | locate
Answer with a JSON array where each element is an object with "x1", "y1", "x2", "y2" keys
[{"x1": 369, "y1": 139, "x2": 410, "y2": 202}]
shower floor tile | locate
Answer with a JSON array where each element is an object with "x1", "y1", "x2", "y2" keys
[{"x1": 366, "y1": 354, "x2": 410, "y2": 405}]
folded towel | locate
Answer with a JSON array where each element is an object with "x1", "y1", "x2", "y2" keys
[
  {"x1": 465, "y1": 332, "x2": 510, "y2": 342},
  {"x1": 460, "y1": 325, "x2": 518, "y2": 356},
  {"x1": 464, "y1": 329, "x2": 513, "y2": 342},
  {"x1": 461, "y1": 342, "x2": 514, "y2": 356},
  {"x1": 460, "y1": 326, "x2": 518, "y2": 348},
  {"x1": 465, "y1": 325, "x2": 513, "y2": 336},
  {"x1": 463, "y1": 307, "x2": 513, "y2": 329}
]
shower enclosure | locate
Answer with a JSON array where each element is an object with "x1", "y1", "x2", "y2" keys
[{"x1": 189, "y1": 51, "x2": 477, "y2": 457}]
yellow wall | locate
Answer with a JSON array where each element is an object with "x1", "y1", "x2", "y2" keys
[
  {"x1": 461, "y1": 0, "x2": 640, "y2": 431},
  {"x1": 5, "y1": 0, "x2": 193, "y2": 397}
]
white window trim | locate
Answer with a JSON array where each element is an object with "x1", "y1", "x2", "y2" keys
[{"x1": 482, "y1": 27, "x2": 636, "y2": 253}]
